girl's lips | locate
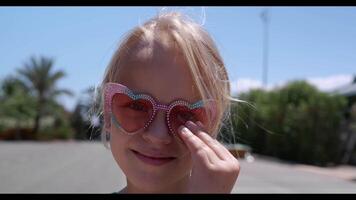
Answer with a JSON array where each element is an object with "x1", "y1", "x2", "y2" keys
[{"x1": 131, "y1": 150, "x2": 176, "y2": 166}]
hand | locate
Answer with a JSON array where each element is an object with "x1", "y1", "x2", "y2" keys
[{"x1": 178, "y1": 121, "x2": 240, "y2": 193}]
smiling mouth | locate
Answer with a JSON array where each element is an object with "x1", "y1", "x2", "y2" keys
[{"x1": 131, "y1": 150, "x2": 176, "y2": 166}]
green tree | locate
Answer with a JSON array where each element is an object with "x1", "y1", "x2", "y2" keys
[
  {"x1": 0, "y1": 76, "x2": 36, "y2": 138},
  {"x1": 230, "y1": 81, "x2": 347, "y2": 166},
  {"x1": 17, "y1": 56, "x2": 73, "y2": 134}
]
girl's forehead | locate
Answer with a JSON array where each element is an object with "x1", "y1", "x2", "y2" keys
[
  {"x1": 117, "y1": 45, "x2": 201, "y2": 104},
  {"x1": 129, "y1": 33, "x2": 181, "y2": 62}
]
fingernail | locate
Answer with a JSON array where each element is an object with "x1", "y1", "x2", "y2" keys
[
  {"x1": 185, "y1": 120, "x2": 195, "y2": 127},
  {"x1": 196, "y1": 121, "x2": 203, "y2": 126},
  {"x1": 180, "y1": 126, "x2": 190, "y2": 135}
]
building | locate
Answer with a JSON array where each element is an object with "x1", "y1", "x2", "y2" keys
[{"x1": 334, "y1": 76, "x2": 356, "y2": 107}]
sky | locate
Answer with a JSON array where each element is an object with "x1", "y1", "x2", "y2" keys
[{"x1": 1, "y1": 6, "x2": 356, "y2": 111}]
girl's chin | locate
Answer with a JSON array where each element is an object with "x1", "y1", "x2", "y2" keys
[
  {"x1": 127, "y1": 178, "x2": 187, "y2": 193},
  {"x1": 125, "y1": 166, "x2": 190, "y2": 192}
]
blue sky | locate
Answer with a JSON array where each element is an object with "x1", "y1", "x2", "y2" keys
[{"x1": 1, "y1": 7, "x2": 355, "y2": 111}]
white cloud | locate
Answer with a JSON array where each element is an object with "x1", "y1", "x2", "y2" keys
[
  {"x1": 230, "y1": 74, "x2": 354, "y2": 94},
  {"x1": 230, "y1": 78, "x2": 263, "y2": 95},
  {"x1": 306, "y1": 74, "x2": 353, "y2": 92}
]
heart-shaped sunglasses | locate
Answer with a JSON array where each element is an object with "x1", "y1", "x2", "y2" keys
[{"x1": 103, "y1": 82, "x2": 215, "y2": 136}]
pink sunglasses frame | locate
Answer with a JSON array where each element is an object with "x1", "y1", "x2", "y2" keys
[{"x1": 103, "y1": 82, "x2": 215, "y2": 136}]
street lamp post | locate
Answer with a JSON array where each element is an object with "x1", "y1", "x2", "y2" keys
[{"x1": 260, "y1": 8, "x2": 270, "y2": 88}]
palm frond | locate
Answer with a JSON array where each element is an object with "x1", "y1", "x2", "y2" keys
[
  {"x1": 48, "y1": 71, "x2": 66, "y2": 86},
  {"x1": 50, "y1": 89, "x2": 74, "y2": 98}
]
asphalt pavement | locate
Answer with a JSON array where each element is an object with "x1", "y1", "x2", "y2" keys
[{"x1": 0, "y1": 141, "x2": 355, "y2": 193}]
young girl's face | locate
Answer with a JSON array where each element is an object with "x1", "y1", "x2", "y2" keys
[{"x1": 109, "y1": 37, "x2": 203, "y2": 192}]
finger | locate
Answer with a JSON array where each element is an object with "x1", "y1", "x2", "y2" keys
[
  {"x1": 178, "y1": 125, "x2": 219, "y2": 164},
  {"x1": 196, "y1": 121, "x2": 237, "y2": 160},
  {"x1": 196, "y1": 121, "x2": 207, "y2": 132},
  {"x1": 185, "y1": 121, "x2": 231, "y2": 160}
]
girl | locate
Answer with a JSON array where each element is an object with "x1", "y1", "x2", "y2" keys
[{"x1": 100, "y1": 11, "x2": 240, "y2": 193}]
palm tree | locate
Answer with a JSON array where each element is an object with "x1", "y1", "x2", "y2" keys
[{"x1": 17, "y1": 56, "x2": 73, "y2": 134}]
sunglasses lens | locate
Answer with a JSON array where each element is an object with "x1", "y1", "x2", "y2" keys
[
  {"x1": 112, "y1": 93, "x2": 153, "y2": 133},
  {"x1": 168, "y1": 105, "x2": 207, "y2": 135}
]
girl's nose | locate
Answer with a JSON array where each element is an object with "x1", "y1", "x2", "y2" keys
[{"x1": 141, "y1": 111, "x2": 173, "y2": 145}]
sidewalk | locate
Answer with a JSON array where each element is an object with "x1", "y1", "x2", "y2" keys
[
  {"x1": 235, "y1": 154, "x2": 356, "y2": 193},
  {"x1": 249, "y1": 154, "x2": 356, "y2": 182},
  {"x1": 293, "y1": 164, "x2": 356, "y2": 182}
]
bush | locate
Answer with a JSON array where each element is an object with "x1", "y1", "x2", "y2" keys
[
  {"x1": 37, "y1": 119, "x2": 74, "y2": 140},
  {"x1": 0, "y1": 124, "x2": 4, "y2": 135},
  {"x1": 36, "y1": 105, "x2": 75, "y2": 141},
  {"x1": 230, "y1": 81, "x2": 347, "y2": 166},
  {"x1": 0, "y1": 128, "x2": 35, "y2": 140}
]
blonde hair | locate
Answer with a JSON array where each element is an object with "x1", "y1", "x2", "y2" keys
[{"x1": 99, "y1": 11, "x2": 242, "y2": 147}]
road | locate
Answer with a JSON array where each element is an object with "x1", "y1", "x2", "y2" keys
[{"x1": 0, "y1": 141, "x2": 355, "y2": 193}]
